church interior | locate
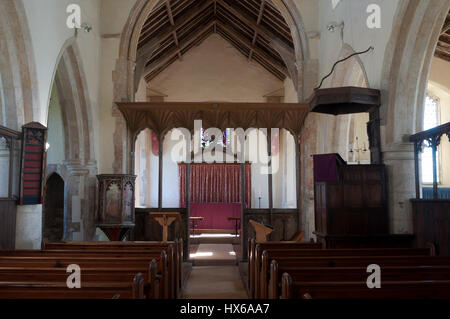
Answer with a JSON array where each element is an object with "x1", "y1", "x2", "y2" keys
[{"x1": 0, "y1": 0, "x2": 450, "y2": 301}]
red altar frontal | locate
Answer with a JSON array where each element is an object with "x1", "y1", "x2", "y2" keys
[{"x1": 190, "y1": 203, "x2": 241, "y2": 231}]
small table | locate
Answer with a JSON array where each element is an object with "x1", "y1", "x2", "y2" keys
[
  {"x1": 228, "y1": 217, "x2": 241, "y2": 237},
  {"x1": 150, "y1": 212, "x2": 181, "y2": 242},
  {"x1": 250, "y1": 220, "x2": 274, "y2": 243},
  {"x1": 190, "y1": 217, "x2": 204, "y2": 237}
]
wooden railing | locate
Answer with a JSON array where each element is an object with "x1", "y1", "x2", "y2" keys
[{"x1": 409, "y1": 122, "x2": 450, "y2": 199}]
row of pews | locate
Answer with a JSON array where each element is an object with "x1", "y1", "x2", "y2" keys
[
  {"x1": 248, "y1": 239, "x2": 450, "y2": 299},
  {"x1": 0, "y1": 239, "x2": 183, "y2": 299}
]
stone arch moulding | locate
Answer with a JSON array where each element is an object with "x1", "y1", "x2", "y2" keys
[
  {"x1": 113, "y1": 0, "x2": 315, "y2": 174},
  {"x1": 382, "y1": 0, "x2": 450, "y2": 146},
  {"x1": 380, "y1": 0, "x2": 450, "y2": 234},
  {"x1": 46, "y1": 41, "x2": 98, "y2": 241},
  {"x1": 0, "y1": 0, "x2": 39, "y2": 130}
]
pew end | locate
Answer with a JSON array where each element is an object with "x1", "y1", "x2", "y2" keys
[{"x1": 281, "y1": 273, "x2": 292, "y2": 299}]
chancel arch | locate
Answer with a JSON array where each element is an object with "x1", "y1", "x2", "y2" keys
[{"x1": 113, "y1": 0, "x2": 316, "y2": 174}]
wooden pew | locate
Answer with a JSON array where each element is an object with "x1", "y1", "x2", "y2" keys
[
  {"x1": 256, "y1": 247, "x2": 433, "y2": 298},
  {"x1": 42, "y1": 238, "x2": 184, "y2": 297},
  {"x1": 0, "y1": 273, "x2": 145, "y2": 299},
  {"x1": 254, "y1": 246, "x2": 432, "y2": 299},
  {"x1": 247, "y1": 239, "x2": 322, "y2": 298},
  {"x1": 0, "y1": 261, "x2": 159, "y2": 298},
  {"x1": 271, "y1": 263, "x2": 450, "y2": 299},
  {"x1": 0, "y1": 252, "x2": 170, "y2": 298},
  {"x1": 281, "y1": 273, "x2": 450, "y2": 299}
]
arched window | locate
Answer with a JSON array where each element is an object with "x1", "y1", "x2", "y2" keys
[{"x1": 422, "y1": 95, "x2": 440, "y2": 184}]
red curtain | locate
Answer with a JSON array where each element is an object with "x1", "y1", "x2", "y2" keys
[{"x1": 179, "y1": 163, "x2": 251, "y2": 208}]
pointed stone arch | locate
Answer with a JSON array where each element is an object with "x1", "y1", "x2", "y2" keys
[
  {"x1": 45, "y1": 41, "x2": 98, "y2": 241},
  {"x1": 112, "y1": 0, "x2": 315, "y2": 174},
  {"x1": 0, "y1": 0, "x2": 39, "y2": 130},
  {"x1": 380, "y1": 0, "x2": 450, "y2": 233}
]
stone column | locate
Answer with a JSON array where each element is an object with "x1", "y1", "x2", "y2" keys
[
  {"x1": 64, "y1": 161, "x2": 97, "y2": 241},
  {"x1": 382, "y1": 143, "x2": 416, "y2": 234}
]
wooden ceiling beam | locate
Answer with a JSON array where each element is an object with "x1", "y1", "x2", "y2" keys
[
  {"x1": 216, "y1": 0, "x2": 294, "y2": 55},
  {"x1": 144, "y1": 20, "x2": 216, "y2": 76},
  {"x1": 146, "y1": 28, "x2": 214, "y2": 82},
  {"x1": 165, "y1": 0, "x2": 182, "y2": 60},
  {"x1": 248, "y1": 0, "x2": 265, "y2": 62},
  {"x1": 216, "y1": 21, "x2": 288, "y2": 77},
  {"x1": 139, "y1": 0, "x2": 213, "y2": 49}
]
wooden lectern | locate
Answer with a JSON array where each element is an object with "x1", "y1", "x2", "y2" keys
[
  {"x1": 150, "y1": 212, "x2": 181, "y2": 242},
  {"x1": 250, "y1": 220, "x2": 273, "y2": 243}
]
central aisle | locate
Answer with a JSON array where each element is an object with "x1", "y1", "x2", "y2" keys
[
  {"x1": 183, "y1": 266, "x2": 248, "y2": 299},
  {"x1": 183, "y1": 243, "x2": 248, "y2": 299}
]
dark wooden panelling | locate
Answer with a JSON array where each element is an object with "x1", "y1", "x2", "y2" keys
[
  {"x1": 314, "y1": 232, "x2": 414, "y2": 249},
  {"x1": 314, "y1": 164, "x2": 388, "y2": 236},
  {"x1": 0, "y1": 199, "x2": 17, "y2": 249},
  {"x1": 412, "y1": 199, "x2": 450, "y2": 256},
  {"x1": 134, "y1": 208, "x2": 188, "y2": 258}
]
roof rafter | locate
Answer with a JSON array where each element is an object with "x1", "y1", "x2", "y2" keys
[
  {"x1": 137, "y1": 0, "x2": 295, "y2": 83},
  {"x1": 248, "y1": 0, "x2": 265, "y2": 61},
  {"x1": 216, "y1": 21, "x2": 287, "y2": 78},
  {"x1": 144, "y1": 19, "x2": 216, "y2": 78},
  {"x1": 435, "y1": 10, "x2": 450, "y2": 62},
  {"x1": 164, "y1": 0, "x2": 182, "y2": 60}
]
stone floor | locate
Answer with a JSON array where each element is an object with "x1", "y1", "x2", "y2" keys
[{"x1": 182, "y1": 243, "x2": 248, "y2": 299}]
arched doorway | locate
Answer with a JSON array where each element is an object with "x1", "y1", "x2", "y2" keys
[{"x1": 43, "y1": 173, "x2": 65, "y2": 242}]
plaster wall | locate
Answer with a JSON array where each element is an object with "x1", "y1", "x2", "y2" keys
[{"x1": 147, "y1": 34, "x2": 283, "y2": 103}]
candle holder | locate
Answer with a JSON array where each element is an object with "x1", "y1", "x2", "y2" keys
[{"x1": 349, "y1": 137, "x2": 367, "y2": 164}]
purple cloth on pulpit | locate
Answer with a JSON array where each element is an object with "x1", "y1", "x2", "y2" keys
[{"x1": 313, "y1": 154, "x2": 345, "y2": 183}]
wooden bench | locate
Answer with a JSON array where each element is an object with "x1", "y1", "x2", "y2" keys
[
  {"x1": 281, "y1": 273, "x2": 450, "y2": 299},
  {"x1": 256, "y1": 247, "x2": 433, "y2": 298},
  {"x1": 42, "y1": 238, "x2": 183, "y2": 297},
  {"x1": 272, "y1": 263, "x2": 450, "y2": 299},
  {"x1": 247, "y1": 238, "x2": 322, "y2": 298},
  {"x1": 0, "y1": 252, "x2": 169, "y2": 298},
  {"x1": 0, "y1": 273, "x2": 145, "y2": 299},
  {"x1": 0, "y1": 261, "x2": 159, "y2": 298}
]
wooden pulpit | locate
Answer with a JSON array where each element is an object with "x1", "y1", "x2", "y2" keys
[
  {"x1": 250, "y1": 220, "x2": 273, "y2": 243},
  {"x1": 150, "y1": 212, "x2": 181, "y2": 242}
]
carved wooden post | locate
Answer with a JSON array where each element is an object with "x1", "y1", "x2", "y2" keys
[
  {"x1": 431, "y1": 137, "x2": 440, "y2": 200},
  {"x1": 413, "y1": 141, "x2": 421, "y2": 200},
  {"x1": 266, "y1": 129, "x2": 273, "y2": 216},
  {"x1": 158, "y1": 134, "x2": 165, "y2": 210},
  {"x1": 185, "y1": 162, "x2": 191, "y2": 260},
  {"x1": 240, "y1": 162, "x2": 246, "y2": 260},
  {"x1": 295, "y1": 134, "x2": 302, "y2": 230}
]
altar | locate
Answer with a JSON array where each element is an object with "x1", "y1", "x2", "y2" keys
[{"x1": 190, "y1": 203, "x2": 241, "y2": 233}]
